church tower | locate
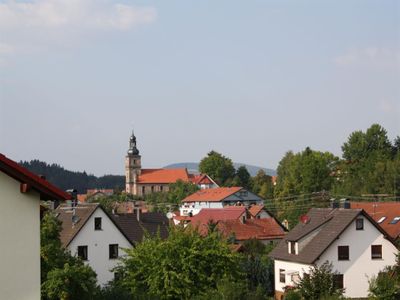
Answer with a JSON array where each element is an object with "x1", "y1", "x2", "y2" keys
[{"x1": 125, "y1": 131, "x2": 141, "y2": 195}]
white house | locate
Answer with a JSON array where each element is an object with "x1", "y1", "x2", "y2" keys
[
  {"x1": 179, "y1": 187, "x2": 264, "y2": 217},
  {"x1": 269, "y1": 208, "x2": 398, "y2": 299},
  {"x1": 56, "y1": 203, "x2": 169, "y2": 286},
  {"x1": 0, "y1": 153, "x2": 70, "y2": 300}
]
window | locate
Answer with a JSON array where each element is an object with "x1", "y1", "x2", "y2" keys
[
  {"x1": 242, "y1": 216, "x2": 246, "y2": 223},
  {"x1": 290, "y1": 242, "x2": 296, "y2": 255},
  {"x1": 338, "y1": 246, "x2": 349, "y2": 260},
  {"x1": 142, "y1": 186, "x2": 145, "y2": 195},
  {"x1": 94, "y1": 217, "x2": 102, "y2": 230},
  {"x1": 390, "y1": 217, "x2": 400, "y2": 224},
  {"x1": 151, "y1": 186, "x2": 154, "y2": 193},
  {"x1": 160, "y1": 185, "x2": 163, "y2": 192},
  {"x1": 109, "y1": 244, "x2": 119, "y2": 259},
  {"x1": 333, "y1": 274, "x2": 344, "y2": 289},
  {"x1": 378, "y1": 217, "x2": 386, "y2": 224},
  {"x1": 356, "y1": 218, "x2": 364, "y2": 230},
  {"x1": 77, "y1": 246, "x2": 88, "y2": 261},
  {"x1": 279, "y1": 269, "x2": 285, "y2": 283},
  {"x1": 371, "y1": 245, "x2": 382, "y2": 259}
]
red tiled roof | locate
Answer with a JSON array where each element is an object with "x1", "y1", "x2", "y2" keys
[
  {"x1": 138, "y1": 168, "x2": 190, "y2": 184},
  {"x1": 190, "y1": 207, "x2": 246, "y2": 227},
  {"x1": 189, "y1": 174, "x2": 213, "y2": 185},
  {"x1": 248, "y1": 205, "x2": 264, "y2": 217},
  {"x1": 183, "y1": 187, "x2": 242, "y2": 202},
  {"x1": 351, "y1": 202, "x2": 400, "y2": 239},
  {"x1": 0, "y1": 153, "x2": 71, "y2": 201},
  {"x1": 218, "y1": 218, "x2": 286, "y2": 241},
  {"x1": 87, "y1": 189, "x2": 114, "y2": 196}
]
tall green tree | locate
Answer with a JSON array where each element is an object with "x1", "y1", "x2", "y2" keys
[
  {"x1": 199, "y1": 151, "x2": 236, "y2": 186},
  {"x1": 232, "y1": 165, "x2": 252, "y2": 189},
  {"x1": 117, "y1": 227, "x2": 242, "y2": 299},
  {"x1": 274, "y1": 148, "x2": 338, "y2": 198},
  {"x1": 41, "y1": 213, "x2": 99, "y2": 300}
]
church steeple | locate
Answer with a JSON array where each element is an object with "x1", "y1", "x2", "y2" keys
[
  {"x1": 128, "y1": 130, "x2": 140, "y2": 155},
  {"x1": 125, "y1": 130, "x2": 141, "y2": 195}
]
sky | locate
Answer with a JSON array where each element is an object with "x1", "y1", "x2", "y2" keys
[{"x1": 0, "y1": 0, "x2": 399, "y2": 176}]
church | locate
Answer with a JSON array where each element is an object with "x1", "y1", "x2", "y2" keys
[{"x1": 125, "y1": 132, "x2": 218, "y2": 196}]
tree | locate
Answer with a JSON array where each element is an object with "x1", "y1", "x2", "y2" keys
[
  {"x1": 252, "y1": 169, "x2": 274, "y2": 199},
  {"x1": 199, "y1": 151, "x2": 236, "y2": 186},
  {"x1": 296, "y1": 261, "x2": 344, "y2": 300},
  {"x1": 117, "y1": 226, "x2": 242, "y2": 299},
  {"x1": 41, "y1": 213, "x2": 99, "y2": 300},
  {"x1": 232, "y1": 166, "x2": 252, "y2": 189},
  {"x1": 274, "y1": 148, "x2": 338, "y2": 198}
]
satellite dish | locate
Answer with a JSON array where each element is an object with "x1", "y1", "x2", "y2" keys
[
  {"x1": 166, "y1": 212, "x2": 174, "y2": 219},
  {"x1": 72, "y1": 215, "x2": 80, "y2": 224}
]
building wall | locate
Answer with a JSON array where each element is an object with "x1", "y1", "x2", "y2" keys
[
  {"x1": 319, "y1": 215, "x2": 397, "y2": 298},
  {"x1": 68, "y1": 208, "x2": 132, "y2": 286},
  {"x1": 274, "y1": 259, "x2": 311, "y2": 294},
  {"x1": 136, "y1": 183, "x2": 170, "y2": 196},
  {"x1": 0, "y1": 171, "x2": 40, "y2": 300},
  {"x1": 180, "y1": 202, "x2": 224, "y2": 216}
]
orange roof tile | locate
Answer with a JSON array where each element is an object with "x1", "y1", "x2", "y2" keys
[
  {"x1": 189, "y1": 207, "x2": 246, "y2": 227},
  {"x1": 189, "y1": 174, "x2": 213, "y2": 185},
  {"x1": 183, "y1": 187, "x2": 242, "y2": 202},
  {"x1": 77, "y1": 194, "x2": 87, "y2": 203},
  {"x1": 217, "y1": 218, "x2": 286, "y2": 241},
  {"x1": 351, "y1": 202, "x2": 400, "y2": 239},
  {"x1": 137, "y1": 168, "x2": 190, "y2": 184},
  {"x1": 248, "y1": 205, "x2": 264, "y2": 217}
]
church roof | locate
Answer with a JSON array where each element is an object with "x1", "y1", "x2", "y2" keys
[{"x1": 137, "y1": 168, "x2": 190, "y2": 184}]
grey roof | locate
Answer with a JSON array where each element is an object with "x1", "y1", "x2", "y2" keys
[
  {"x1": 110, "y1": 212, "x2": 169, "y2": 244},
  {"x1": 269, "y1": 208, "x2": 394, "y2": 264}
]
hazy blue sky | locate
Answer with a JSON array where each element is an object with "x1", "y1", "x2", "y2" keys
[{"x1": 1, "y1": 0, "x2": 399, "y2": 176}]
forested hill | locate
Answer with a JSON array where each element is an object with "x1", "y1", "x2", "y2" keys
[{"x1": 19, "y1": 160, "x2": 124, "y2": 193}]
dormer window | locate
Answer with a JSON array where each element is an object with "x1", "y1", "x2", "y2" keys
[
  {"x1": 356, "y1": 218, "x2": 364, "y2": 230},
  {"x1": 290, "y1": 242, "x2": 296, "y2": 254}
]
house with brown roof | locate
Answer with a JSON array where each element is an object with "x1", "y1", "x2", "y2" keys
[
  {"x1": 124, "y1": 132, "x2": 217, "y2": 196},
  {"x1": 269, "y1": 207, "x2": 398, "y2": 299},
  {"x1": 179, "y1": 187, "x2": 264, "y2": 217},
  {"x1": 0, "y1": 153, "x2": 70, "y2": 300},
  {"x1": 56, "y1": 203, "x2": 168, "y2": 286}
]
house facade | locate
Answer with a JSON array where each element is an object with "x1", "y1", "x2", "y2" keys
[
  {"x1": 179, "y1": 187, "x2": 264, "y2": 217},
  {"x1": 269, "y1": 208, "x2": 398, "y2": 299},
  {"x1": 56, "y1": 203, "x2": 169, "y2": 286},
  {"x1": 0, "y1": 153, "x2": 70, "y2": 300},
  {"x1": 124, "y1": 132, "x2": 217, "y2": 196}
]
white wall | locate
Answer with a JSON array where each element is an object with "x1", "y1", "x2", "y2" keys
[
  {"x1": 68, "y1": 208, "x2": 132, "y2": 286},
  {"x1": 0, "y1": 171, "x2": 40, "y2": 300},
  {"x1": 318, "y1": 215, "x2": 397, "y2": 298},
  {"x1": 180, "y1": 202, "x2": 224, "y2": 216},
  {"x1": 274, "y1": 260, "x2": 312, "y2": 293}
]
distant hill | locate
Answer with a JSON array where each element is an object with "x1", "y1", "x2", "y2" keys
[
  {"x1": 164, "y1": 162, "x2": 276, "y2": 177},
  {"x1": 19, "y1": 160, "x2": 124, "y2": 193}
]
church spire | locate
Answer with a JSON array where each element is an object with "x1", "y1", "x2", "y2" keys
[{"x1": 128, "y1": 130, "x2": 139, "y2": 155}]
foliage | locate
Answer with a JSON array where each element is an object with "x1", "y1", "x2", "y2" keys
[
  {"x1": 20, "y1": 159, "x2": 124, "y2": 193},
  {"x1": 251, "y1": 169, "x2": 275, "y2": 199},
  {"x1": 335, "y1": 124, "x2": 400, "y2": 196},
  {"x1": 41, "y1": 212, "x2": 99, "y2": 300},
  {"x1": 144, "y1": 180, "x2": 199, "y2": 212},
  {"x1": 296, "y1": 261, "x2": 344, "y2": 300},
  {"x1": 117, "y1": 226, "x2": 242, "y2": 299},
  {"x1": 232, "y1": 165, "x2": 252, "y2": 189},
  {"x1": 274, "y1": 147, "x2": 338, "y2": 198},
  {"x1": 199, "y1": 151, "x2": 236, "y2": 186}
]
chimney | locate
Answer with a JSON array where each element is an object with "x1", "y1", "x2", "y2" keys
[
  {"x1": 340, "y1": 198, "x2": 350, "y2": 209},
  {"x1": 136, "y1": 207, "x2": 141, "y2": 221},
  {"x1": 66, "y1": 189, "x2": 78, "y2": 207},
  {"x1": 330, "y1": 198, "x2": 339, "y2": 209}
]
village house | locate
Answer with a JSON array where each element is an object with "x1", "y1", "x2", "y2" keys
[
  {"x1": 125, "y1": 132, "x2": 218, "y2": 196},
  {"x1": 351, "y1": 201, "x2": 400, "y2": 241},
  {"x1": 56, "y1": 203, "x2": 168, "y2": 286},
  {"x1": 269, "y1": 207, "x2": 398, "y2": 299},
  {"x1": 0, "y1": 153, "x2": 70, "y2": 300},
  {"x1": 179, "y1": 186, "x2": 264, "y2": 217}
]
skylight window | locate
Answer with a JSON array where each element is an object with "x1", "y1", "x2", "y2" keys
[
  {"x1": 390, "y1": 217, "x2": 400, "y2": 224},
  {"x1": 377, "y1": 217, "x2": 386, "y2": 224}
]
